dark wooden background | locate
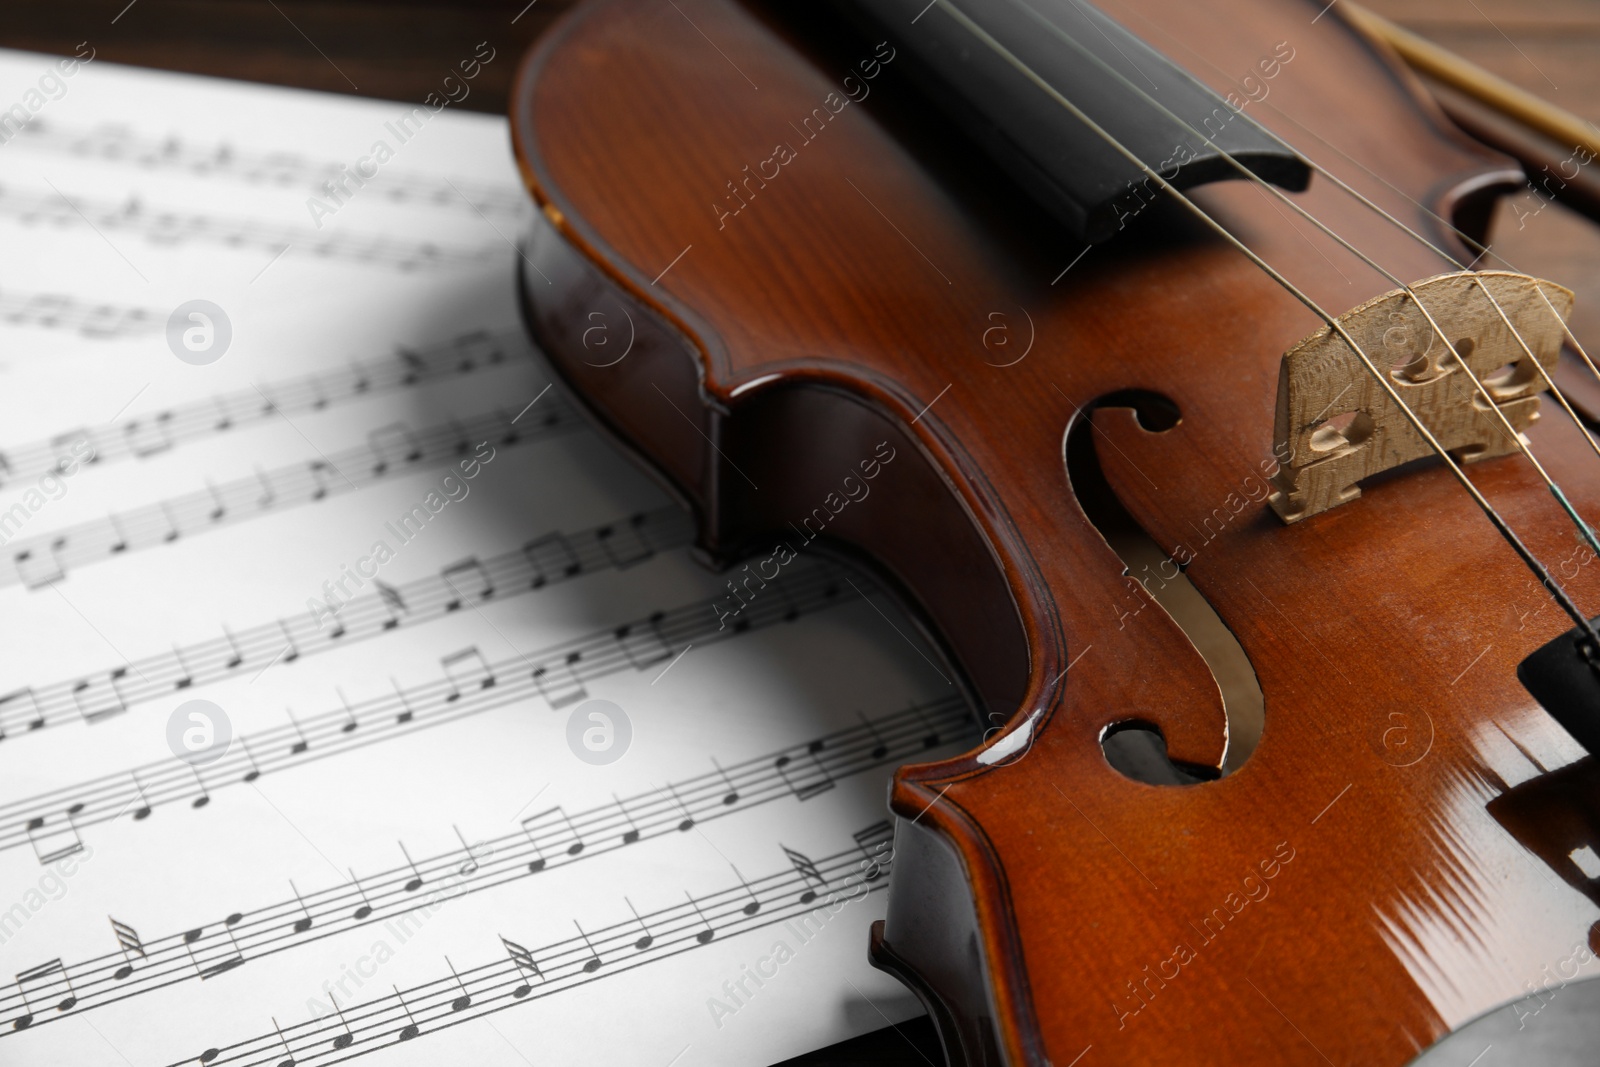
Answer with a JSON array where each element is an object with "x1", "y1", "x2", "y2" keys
[
  {"x1": 6, "y1": 1, "x2": 1595, "y2": 122},
  {"x1": 1372, "y1": 0, "x2": 1600, "y2": 349},
  {"x1": 2, "y1": 2, "x2": 1595, "y2": 1065},
  {"x1": 5, "y1": 0, "x2": 1595, "y2": 347}
]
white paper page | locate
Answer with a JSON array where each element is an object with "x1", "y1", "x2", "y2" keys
[{"x1": 0, "y1": 49, "x2": 968, "y2": 1067}]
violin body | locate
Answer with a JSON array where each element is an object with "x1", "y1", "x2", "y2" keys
[{"x1": 509, "y1": 2, "x2": 1600, "y2": 1063}]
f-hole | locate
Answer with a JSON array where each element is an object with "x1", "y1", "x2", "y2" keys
[{"x1": 1065, "y1": 390, "x2": 1265, "y2": 784}]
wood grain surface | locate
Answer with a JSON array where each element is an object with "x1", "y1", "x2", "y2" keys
[
  {"x1": 0, "y1": 0, "x2": 1592, "y2": 348},
  {"x1": 4, "y1": 3, "x2": 1598, "y2": 1066},
  {"x1": 2, "y1": 0, "x2": 1593, "y2": 357},
  {"x1": 507, "y1": 0, "x2": 1600, "y2": 1063}
]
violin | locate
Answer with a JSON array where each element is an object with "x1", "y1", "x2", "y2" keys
[{"x1": 507, "y1": 1, "x2": 1600, "y2": 1063}]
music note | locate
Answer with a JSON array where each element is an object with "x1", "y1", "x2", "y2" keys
[
  {"x1": 25, "y1": 810, "x2": 82, "y2": 864},
  {"x1": 554, "y1": 809, "x2": 587, "y2": 855},
  {"x1": 614, "y1": 793, "x2": 641, "y2": 845},
  {"x1": 596, "y1": 512, "x2": 657, "y2": 569},
  {"x1": 444, "y1": 957, "x2": 472, "y2": 1011},
  {"x1": 453, "y1": 826, "x2": 481, "y2": 876},
  {"x1": 441, "y1": 647, "x2": 496, "y2": 701},
  {"x1": 70, "y1": 668, "x2": 129, "y2": 723},
  {"x1": 375, "y1": 581, "x2": 406, "y2": 629},
  {"x1": 393, "y1": 985, "x2": 421, "y2": 1041},
  {"x1": 574, "y1": 921, "x2": 603, "y2": 973},
  {"x1": 347, "y1": 358, "x2": 371, "y2": 395},
  {"x1": 531, "y1": 653, "x2": 587, "y2": 709},
  {"x1": 190, "y1": 764, "x2": 211, "y2": 808},
  {"x1": 48, "y1": 428, "x2": 92, "y2": 468},
  {"x1": 329, "y1": 993, "x2": 355, "y2": 1050},
  {"x1": 730, "y1": 864, "x2": 761, "y2": 916},
  {"x1": 204, "y1": 481, "x2": 226, "y2": 522},
  {"x1": 615, "y1": 610, "x2": 674, "y2": 669},
  {"x1": 9, "y1": 292, "x2": 69, "y2": 327},
  {"x1": 277, "y1": 621, "x2": 300, "y2": 663},
  {"x1": 391, "y1": 677, "x2": 414, "y2": 724},
  {"x1": 367, "y1": 422, "x2": 422, "y2": 474},
  {"x1": 307, "y1": 461, "x2": 333, "y2": 501},
  {"x1": 522, "y1": 530, "x2": 581, "y2": 589},
  {"x1": 3, "y1": 291, "x2": 36, "y2": 325},
  {"x1": 662, "y1": 783, "x2": 695, "y2": 832},
  {"x1": 397, "y1": 346, "x2": 425, "y2": 385},
  {"x1": 172, "y1": 645, "x2": 195, "y2": 690},
  {"x1": 441, "y1": 557, "x2": 493, "y2": 611},
  {"x1": 521, "y1": 806, "x2": 584, "y2": 865},
  {"x1": 270, "y1": 1016, "x2": 298, "y2": 1064},
  {"x1": 686, "y1": 892, "x2": 716, "y2": 944},
  {"x1": 158, "y1": 502, "x2": 179, "y2": 542},
  {"x1": 909, "y1": 700, "x2": 944, "y2": 749},
  {"x1": 335, "y1": 689, "x2": 358, "y2": 733},
  {"x1": 286, "y1": 710, "x2": 310, "y2": 755},
  {"x1": 79, "y1": 303, "x2": 134, "y2": 338},
  {"x1": 221, "y1": 626, "x2": 244, "y2": 669},
  {"x1": 774, "y1": 740, "x2": 836, "y2": 801},
  {"x1": 185, "y1": 920, "x2": 244, "y2": 979},
  {"x1": 122, "y1": 411, "x2": 174, "y2": 457},
  {"x1": 453, "y1": 328, "x2": 501, "y2": 370},
  {"x1": 240, "y1": 737, "x2": 262, "y2": 783},
  {"x1": 624, "y1": 897, "x2": 655, "y2": 950},
  {"x1": 130, "y1": 771, "x2": 152, "y2": 820},
  {"x1": 14, "y1": 540, "x2": 65, "y2": 589},
  {"x1": 710, "y1": 758, "x2": 740, "y2": 806},
  {"x1": 501, "y1": 935, "x2": 541, "y2": 997},
  {"x1": 255, "y1": 380, "x2": 282, "y2": 417},
  {"x1": 148, "y1": 209, "x2": 184, "y2": 245},
  {"x1": 447, "y1": 417, "x2": 471, "y2": 457},
  {"x1": 289, "y1": 881, "x2": 313, "y2": 933},
  {"x1": 401, "y1": 242, "x2": 445, "y2": 271},
  {"x1": 350, "y1": 868, "x2": 374, "y2": 920},
  {"x1": 783, "y1": 846, "x2": 827, "y2": 904},
  {"x1": 859, "y1": 711, "x2": 889, "y2": 760},
  {"x1": 12, "y1": 959, "x2": 78, "y2": 1028},
  {"x1": 399, "y1": 842, "x2": 424, "y2": 892},
  {"x1": 110, "y1": 917, "x2": 145, "y2": 980},
  {"x1": 0, "y1": 687, "x2": 45, "y2": 738}
]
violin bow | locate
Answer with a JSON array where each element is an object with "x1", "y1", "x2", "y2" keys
[{"x1": 1344, "y1": 2, "x2": 1600, "y2": 219}]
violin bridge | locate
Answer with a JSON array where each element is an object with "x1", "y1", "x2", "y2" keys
[{"x1": 1268, "y1": 270, "x2": 1574, "y2": 524}]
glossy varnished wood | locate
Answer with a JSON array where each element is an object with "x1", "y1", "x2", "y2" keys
[{"x1": 510, "y1": 2, "x2": 1600, "y2": 1064}]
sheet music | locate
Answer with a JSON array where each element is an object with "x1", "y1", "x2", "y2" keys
[{"x1": 0, "y1": 49, "x2": 966, "y2": 1067}]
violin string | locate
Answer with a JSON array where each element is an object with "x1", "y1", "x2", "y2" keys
[
  {"x1": 1112, "y1": 10, "x2": 1600, "y2": 405},
  {"x1": 1306, "y1": 170, "x2": 1600, "y2": 413},
  {"x1": 1246, "y1": 110, "x2": 1600, "y2": 405},
  {"x1": 1001, "y1": 0, "x2": 1600, "y2": 563},
  {"x1": 1113, "y1": 18, "x2": 1600, "y2": 467},
  {"x1": 1263, "y1": 140, "x2": 1600, "y2": 443},
  {"x1": 1531, "y1": 283, "x2": 1600, "y2": 403},
  {"x1": 932, "y1": 0, "x2": 1600, "y2": 641},
  {"x1": 1472, "y1": 282, "x2": 1600, "y2": 469}
]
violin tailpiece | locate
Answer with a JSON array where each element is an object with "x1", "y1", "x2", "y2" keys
[{"x1": 1267, "y1": 270, "x2": 1573, "y2": 523}]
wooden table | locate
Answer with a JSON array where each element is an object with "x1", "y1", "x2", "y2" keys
[
  {"x1": 3, "y1": 3, "x2": 1594, "y2": 1065},
  {"x1": 8, "y1": 0, "x2": 1595, "y2": 348}
]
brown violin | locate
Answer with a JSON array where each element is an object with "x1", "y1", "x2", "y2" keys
[{"x1": 508, "y1": 1, "x2": 1600, "y2": 1063}]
